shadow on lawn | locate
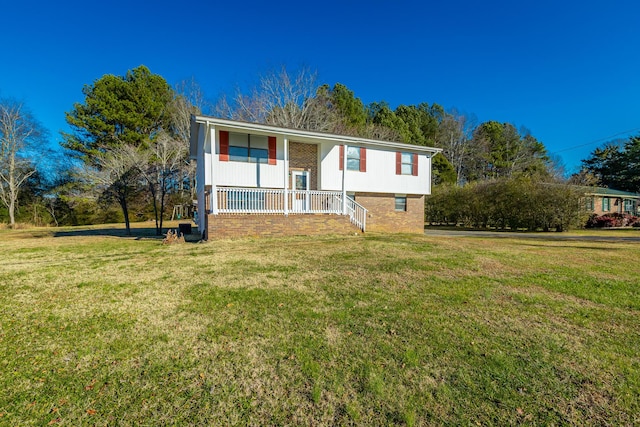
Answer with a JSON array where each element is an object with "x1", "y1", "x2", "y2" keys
[
  {"x1": 53, "y1": 225, "x2": 202, "y2": 242},
  {"x1": 519, "y1": 242, "x2": 625, "y2": 251},
  {"x1": 424, "y1": 228, "x2": 640, "y2": 243}
]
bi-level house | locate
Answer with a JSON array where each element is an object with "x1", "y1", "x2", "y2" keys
[{"x1": 189, "y1": 116, "x2": 441, "y2": 239}]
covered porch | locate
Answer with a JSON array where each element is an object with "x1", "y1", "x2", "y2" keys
[
  {"x1": 202, "y1": 135, "x2": 368, "y2": 233},
  {"x1": 205, "y1": 186, "x2": 367, "y2": 231}
]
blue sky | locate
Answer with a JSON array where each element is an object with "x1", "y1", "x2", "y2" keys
[{"x1": 2, "y1": 0, "x2": 639, "y2": 173}]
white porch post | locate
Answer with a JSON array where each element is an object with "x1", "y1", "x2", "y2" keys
[
  {"x1": 342, "y1": 144, "x2": 348, "y2": 215},
  {"x1": 209, "y1": 125, "x2": 218, "y2": 215},
  {"x1": 283, "y1": 137, "x2": 289, "y2": 215}
]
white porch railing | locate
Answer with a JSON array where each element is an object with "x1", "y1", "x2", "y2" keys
[
  {"x1": 217, "y1": 187, "x2": 284, "y2": 214},
  {"x1": 346, "y1": 196, "x2": 367, "y2": 231},
  {"x1": 214, "y1": 187, "x2": 367, "y2": 231}
]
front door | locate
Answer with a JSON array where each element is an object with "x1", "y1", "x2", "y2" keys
[{"x1": 292, "y1": 170, "x2": 309, "y2": 211}]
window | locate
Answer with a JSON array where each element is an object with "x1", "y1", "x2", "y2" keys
[
  {"x1": 602, "y1": 197, "x2": 610, "y2": 211},
  {"x1": 395, "y1": 195, "x2": 407, "y2": 211},
  {"x1": 229, "y1": 133, "x2": 268, "y2": 163},
  {"x1": 347, "y1": 146, "x2": 360, "y2": 171},
  {"x1": 401, "y1": 153, "x2": 413, "y2": 175},
  {"x1": 220, "y1": 131, "x2": 276, "y2": 164},
  {"x1": 294, "y1": 172, "x2": 308, "y2": 191},
  {"x1": 396, "y1": 152, "x2": 417, "y2": 175},
  {"x1": 624, "y1": 199, "x2": 636, "y2": 213},
  {"x1": 585, "y1": 196, "x2": 595, "y2": 211},
  {"x1": 339, "y1": 145, "x2": 366, "y2": 172}
]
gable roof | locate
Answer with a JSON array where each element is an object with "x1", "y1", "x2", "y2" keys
[{"x1": 190, "y1": 115, "x2": 442, "y2": 159}]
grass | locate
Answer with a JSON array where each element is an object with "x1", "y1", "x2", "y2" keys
[{"x1": 0, "y1": 224, "x2": 639, "y2": 425}]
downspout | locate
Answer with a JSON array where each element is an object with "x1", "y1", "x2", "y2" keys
[{"x1": 426, "y1": 151, "x2": 435, "y2": 195}]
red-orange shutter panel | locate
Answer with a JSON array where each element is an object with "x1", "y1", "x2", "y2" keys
[
  {"x1": 396, "y1": 152, "x2": 402, "y2": 175},
  {"x1": 339, "y1": 145, "x2": 344, "y2": 170},
  {"x1": 219, "y1": 130, "x2": 229, "y2": 161},
  {"x1": 268, "y1": 136, "x2": 277, "y2": 165},
  {"x1": 360, "y1": 147, "x2": 366, "y2": 172},
  {"x1": 412, "y1": 153, "x2": 418, "y2": 176}
]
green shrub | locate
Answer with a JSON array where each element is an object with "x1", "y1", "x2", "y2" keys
[{"x1": 426, "y1": 177, "x2": 588, "y2": 231}]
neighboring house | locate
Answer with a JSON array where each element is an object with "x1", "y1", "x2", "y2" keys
[
  {"x1": 582, "y1": 187, "x2": 640, "y2": 216},
  {"x1": 189, "y1": 116, "x2": 441, "y2": 239}
]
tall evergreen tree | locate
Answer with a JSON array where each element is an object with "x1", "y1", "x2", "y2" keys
[
  {"x1": 316, "y1": 83, "x2": 368, "y2": 134},
  {"x1": 581, "y1": 137, "x2": 640, "y2": 193},
  {"x1": 467, "y1": 121, "x2": 549, "y2": 180},
  {"x1": 394, "y1": 103, "x2": 443, "y2": 146},
  {"x1": 63, "y1": 65, "x2": 175, "y2": 234}
]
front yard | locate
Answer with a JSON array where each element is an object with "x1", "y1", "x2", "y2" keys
[{"x1": 0, "y1": 225, "x2": 638, "y2": 425}]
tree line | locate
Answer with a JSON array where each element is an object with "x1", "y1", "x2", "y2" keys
[
  {"x1": 1, "y1": 67, "x2": 205, "y2": 233},
  {"x1": 1, "y1": 65, "x2": 634, "y2": 231},
  {"x1": 214, "y1": 68, "x2": 554, "y2": 186}
]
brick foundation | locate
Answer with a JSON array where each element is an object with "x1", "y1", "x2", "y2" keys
[
  {"x1": 206, "y1": 213, "x2": 359, "y2": 239},
  {"x1": 356, "y1": 193, "x2": 425, "y2": 233}
]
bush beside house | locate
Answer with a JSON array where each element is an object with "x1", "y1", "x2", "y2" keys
[
  {"x1": 586, "y1": 213, "x2": 640, "y2": 228},
  {"x1": 426, "y1": 178, "x2": 588, "y2": 231}
]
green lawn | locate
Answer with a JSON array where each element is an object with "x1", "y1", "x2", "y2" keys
[{"x1": 0, "y1": 225, "x2": 638, "y2": 425}]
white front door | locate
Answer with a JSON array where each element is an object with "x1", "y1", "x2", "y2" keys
[{"x1": 292, "y1": 170, "x2": 309, "y2": 211}]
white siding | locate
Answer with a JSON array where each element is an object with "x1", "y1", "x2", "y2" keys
[
  {"x1": 215, "y1": 161, "x2": 285, "y2": 188},
  {"x1": 215, "y1": 136, "x2": 285, "y2": 188},
  {"x1": 195, "y1": 123, "x2": 434, "y2": 196},
  {"x1": 319, "y1": 143, "x2": 432, "y2": 195}
]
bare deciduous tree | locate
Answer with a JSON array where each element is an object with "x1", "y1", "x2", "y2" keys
[
  {"x1": 216, "y1": 66, "x2": 336, "y2": 132},
  {"x1": 170, "y1": 95, "x2": 192, "y2": 148},
  {"x1": 436, "y1": 109, "x2": 476, "y2": 185},
  {"x1": 173, "y1": 79, "x2": 210, "y2": 202},
  {"x1": 139, "y1": 132, "x2": 188, "y2": 235},
  {"x1": 43, "y1": 195, "x2": 59, "y2": 227},
  {"x1": 175, "y1": 77, "x2": 211, "y2": 116},
  {"x1": 80, "y1": 144, "x2": 144, "y2": 235},
  {"x1": 173, "y1": 78, "x2": 210, "y2": 142},
  {"x1": 361, "y1": 123, "x2": 403, "y2": 142},
  {"x1": 0, "y1": 99, "x2": 46, "y2": 227}
]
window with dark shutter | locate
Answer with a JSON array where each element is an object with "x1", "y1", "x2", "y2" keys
[
  {"x1": 340, "y1": 145, "x2": 367, "y2": 172},
  {"x1": 225, "y1": 132, "x2": 274, "y2": 164},
  {"x1": 397, "y1": 152, "x2": 416, "y2": 175}
]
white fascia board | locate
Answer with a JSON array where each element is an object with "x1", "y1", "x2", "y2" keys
[
  {"x1": 192, "y1": 115, "x2": 443, "y2": 155},
  {"x1": 189, "y1": 115, "x2": 200, "y2": 159}
]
